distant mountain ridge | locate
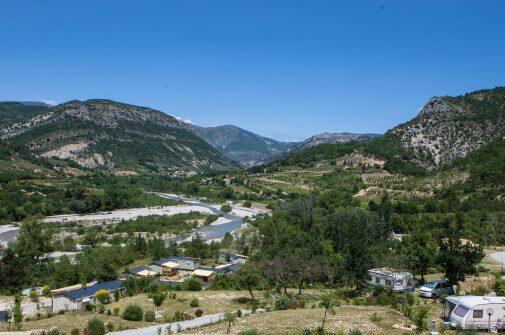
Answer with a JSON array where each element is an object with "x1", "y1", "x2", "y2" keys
[
  {"x1": 191, "y1": 124, "x2": 298, "y2": 167},
  {"x1": 266, "y1": 87, "x2": 505, "y2": 175},
  {"x1": 291, "y1": 132, "x2": 381, "y2": 152},
  {"x1": 0, "y1": 99, "x2": 236, "y2": 172}
]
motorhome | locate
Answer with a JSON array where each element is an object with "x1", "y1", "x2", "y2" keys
[
  {"x1": 445, "y1": 296, "x2": 505, "y2": 331},
  {"x1": 365, "y1": 268, "x2": 415, "y2": 292}
]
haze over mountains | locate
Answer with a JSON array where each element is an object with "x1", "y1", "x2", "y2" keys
[{"x1": 1, "y1": 87, "x2": 504, "y2": 174}]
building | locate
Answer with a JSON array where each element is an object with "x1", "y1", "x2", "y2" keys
[
  {"x1": 52, "y1": 280, "x2": 123, "y2": 313},
  {"x1": 160, "y1": 261, "x2": 180, "y2": 277},
  {"x1": 192, "y1": 269, "x2": 215, "y2": 283},
  {"x1": 127, "y1": 264, "x2": 162, "y2": 277},
  {"x1": 218, "y1": 251, "x2": 249, "y2": 265},
  {"x1": 365, "y1": 268, "x2": 414, "y2": 292},
  {"x1": 214, "y1": 263, "x2": 243, "y2": 275},
  {"x1": 154, "y1": 256, "x2": 200, "y2": 271}
]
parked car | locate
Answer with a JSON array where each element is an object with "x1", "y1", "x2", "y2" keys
[{"x1": 419, "y1": 279, "x2": 454, "y2": 298}]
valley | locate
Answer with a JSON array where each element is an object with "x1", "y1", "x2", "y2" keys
[{"x1": 1, "y1": 87, "x2": 505, "y2": 335}]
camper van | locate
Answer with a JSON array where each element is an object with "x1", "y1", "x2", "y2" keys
[
  {"x1": 365, "y1": 268, "x2": 415, "y2": 292},
  {"x1": 445, "y1": 296, "x2": 505, "y2": 331}
]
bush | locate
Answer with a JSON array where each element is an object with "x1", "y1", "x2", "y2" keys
[
  {"x1": 242, "y1": 200, "x2": 252, "y2": 208},
  {"x1": 70, "y1": 329, "x2": 80, "y2": 335},
  {"x1": 122, "y1": 304, "x2": 144, "y2": 321},
  {"x1": 411, "y1": 305, "x2": 431, "y2": 333},
  {"x1": 275, "y1": 296, "x2": 291, "y2": 310},
  {"x1": 236, "y1": 309, "x2": 242, "y2": 317},
  {"x1": 374, "y1": 293, "x2": 389, "y2": 306},
  {"x1": 87, "y1": 318, "x2": 105, "y2": 335},
  {"x1": 144, "y1": 310, "x2": 155, "y2": 322},
  {"x1": 184, "y1": 278, "x2": 203, "y2": 291},
  {"x1": 113, "y1": 305, "x2": 120, "y2": 316},
  {"x1": 48, "y1": 329, "x2": 61, "y2": 335},
  {"x1": 221, "y1": 204, "x2": 232, "y2": 213},
  {"x1": 195, "y1": 308, "x2": 204, "y2": 317},
  {"x1": 95, "y1": 289, "x2": 110, "y2": 304},
  {"x1": 106, "y1": 322, "x2": 114, "y2": 332},
  {"x1": 164, "y1": 310, "x2": 193, "y2": 322},
  {"x1": 29, "y1": 289, "x2": 39, "y2": 302},
  {"x1": 189, "y1": 297, "x2": 199, "y2": 307},
  {"x1": 348, "y1": 330, "x2": 363, "y2": 335},
  {"x1": 238, "y1": 329, "x2": 259, "y2": 335},
  {"x1": 494, "y1": 277, "x2": 505, "y2": 296}
]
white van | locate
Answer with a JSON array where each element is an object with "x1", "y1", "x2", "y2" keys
[
  {"x1": 419, "y1": 279, "x2": 454, "y2": 298},
  {"x1": 446, "y1": 296, "x2": 505, "y2": 331}
]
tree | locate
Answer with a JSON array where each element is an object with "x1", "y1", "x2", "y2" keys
[
  {"x1": 152, "y1": 291, "x2": 167, "y2": 316},
  {"x1": 378, "y1": 192, "x2": 393, "y2": 224},
  {"x1": 401, "y1": 230, "x2": 438, "y2": 283},
  {"x1": 224, "y1": 312, "x2": 237, "y2": 334},
  {"x1": 234, "y1": 263, "x2": 262, "y2": 300},
  {"x1": 13, "y1": 294, "x2": 22, "y2": 330},
  {"x1": 319, "y1": 295, "x2": 337, "y2": 332},
  {"x1": 221, "y1": 204, "x2": 232, "y2": 213},
  {"x1": 324, "y1": 207, "x2": 390, "y2": 287},
  {"x1": 438, "y1": 218, "x2": 484, "y2": 286}
]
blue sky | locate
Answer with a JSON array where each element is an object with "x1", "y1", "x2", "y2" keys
[{"x1": 1, "y1": 1, "x2": 504, "y2": 141}]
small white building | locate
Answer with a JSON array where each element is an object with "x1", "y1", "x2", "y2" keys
[
  {"x1": 365, "y1": 268, "x2": 414, "y2": 292},
  {"x1": 52, "y1": 280, "x2": 123, "y2": 313},
  {"x1": 218, "y1": 251, "x2": 249, "y2": 265},
  {"x1": 446, "y1": 296, "x2": 505, "y2": 331}
]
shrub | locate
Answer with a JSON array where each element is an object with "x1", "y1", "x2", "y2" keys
[
  {"x1": 370, "y1": 312, "x2": 381, "y2": 322},
  {"x1": 70, "y1": 329, "x2": 80, "y2": 335},
  {"x1": 87, "y1": 318, "x2": 105, "y2": 335},
  {"x1": 97, "y1": 303, "x2": 105, "y2": 314},
  {"x1": 275, "y1": 296, "x2": 291, "y2": 310},
  {"x1": 29, "y1": 289, "x2": 39, "y2": 302},
  {"x1": 164, "y1": 310, "x2": 193, "y2": 322},
  {"x1": 184, "y1": 278, "x2": 203, "y2": 291},
  {"x1": 242, "y1": 200, "x2": 252, "y2": 208},
  {"x1": 94, "y1": 289, "x2": 110, "y2": 304},
  {"x1": 348, "y1": 330, "x2": 363, "y2": 335},
  {"x1": 122, "y1": 304, "x2": 144, "y2": 321},
  {"x1": 236, "y1": 309, "x2": 242, "y2": 317},
  {"x1": 189, "y1": 298, "x2": 199, "y2": 307},
  {"x1": 48, "y1": 329, "x2": 61, "y2": 335},
  {"x1": 144, "y1": 311, "x2": 155, "y2": 322},
  {"x1": 411, "y1": 305, "x2": 431, "y2": 333},
  {"x1": 106, "y1": 322, "x2": 114, "y2": 332},
  {"x1": 221, "y1": 204, "x2": 232, "y2": 213},
  {"x1": 42, "y1": 285, "x2": 51, "y2": 297},
  {"x1": 375, "y1": 293, "x2": 389, "y2": 306},
  {"x1": 494, "y1": 277, "x2": 505, "y2": 296},
  {"x1": 195, "y1": 308, "x2": 204, "y2": 317},
  {"x1": 113, "y1": 305, "x2": 120, "y2": 316}
]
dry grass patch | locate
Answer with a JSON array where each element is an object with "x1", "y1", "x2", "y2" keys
[{"x1": 182, "y1": 306, "x2": 406, "y2": 335}]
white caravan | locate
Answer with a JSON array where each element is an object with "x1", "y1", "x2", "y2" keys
[
  {"x1": 365, "y1": 268, "x2": 415, "y2": 292},
  {"x1": 446, "y1": 296, "x2": 505, "y2": 331}
]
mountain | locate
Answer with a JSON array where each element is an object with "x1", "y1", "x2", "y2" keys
[
  {"x1": 191, "y1": 124, "x2": 298, "y2": 167},
  {"x1": 380, "y1": 87, "x2": 505, "y2": 172},
  {"x1": 0, "y1": 99, "x2": 236, "y2": 173},
  {"x1": 291, "y1": 132, "x2": 380, "y2": 152},
  {"x1": 0, "y1": 101, "x2": 51, "y2": 126},
  {"x1": 267, "y1": 87, "x2": 505, "y2": 175}
]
